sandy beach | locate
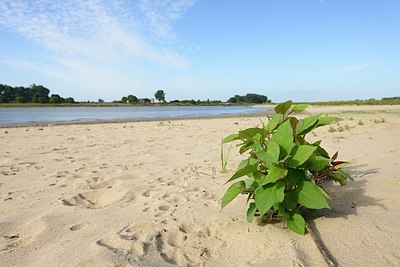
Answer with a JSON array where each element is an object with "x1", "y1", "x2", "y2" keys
[{"x1": 0, "y1": 105, "x2": 399, "y2": 266}]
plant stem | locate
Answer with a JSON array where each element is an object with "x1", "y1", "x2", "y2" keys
[{"x1": 307, "y1": 221, "x2": 339, "y2": 267}]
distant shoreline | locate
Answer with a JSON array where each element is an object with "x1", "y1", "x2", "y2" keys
[
  {"x1": 1, "y1": 98, "x2": 399, "y2": 108},
  {"x1": 0, "y1": 103, "x2": 246, "y2": 108}
]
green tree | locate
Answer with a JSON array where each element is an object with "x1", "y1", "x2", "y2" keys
[
  {"x1": 36, "y1": 97, "x2": 48, "y2": 103},
  {"x1": 65, "y1": 97, "x2": 75, "y2": 103},
  {"x1": 30, "y1": 84, "x2": 50, "y2": 103},
  {"x1": 244, "y1": 93, "x2": 268, "y2": 104},
  {"x1": 15, "y1": 86, "x2": 29, "y2": 101},
  {"x1": 227, "y1": 93, "x2": 269, "y2": 104},
  {"x1": 154, "y1": 90, "x2": 166, "y2": 102},
  {"x1": 121, "y1": 96, "x2": 128, "y2": 103},
  {"x1": 98, "y1": 98, "x2": 104, "y2": 103},
  {"x1": 127, "y1": 95, "x2": 138, "y2": 103},
  {"x1": 1, "y1": 84, "x2": 15, "y2": 102},
  {"x1": 15, "y1": 96, "x2": 27, "y2": 103},
  {"x1": 49, "y1": 94, "x2": 65, "y2": 104}
]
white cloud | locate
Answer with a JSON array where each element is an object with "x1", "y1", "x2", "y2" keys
[
  {"x1": 0, "y1": 0, "x2": 194, "y2": 100},
  {"x1": 137, "y1": 0, "x2": 195, "y2": 40},
  {"x1": 339, "y1": 62, "x2": 378, "y2": 72}
]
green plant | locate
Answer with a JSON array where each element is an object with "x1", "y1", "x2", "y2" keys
[
  {"x1": 221, "y1": 141, "x2": 233, "y2": 173},
  {"x1": 373, "y1": 118, "x2": 386, "y2": 123},
  {"x1": 358, "y1": 120, "x2": 364, "y2": 126},
  {"x1": 220, "y1": 101, "x2": 353, "y2": 235}
]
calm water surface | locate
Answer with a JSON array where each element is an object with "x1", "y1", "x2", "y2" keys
[{"x1": 0, "y1": 106, "x2": 268, "y2": 126}]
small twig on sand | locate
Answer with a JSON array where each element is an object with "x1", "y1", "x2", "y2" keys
[
  {"x1": 191, "y1": 166, "x2": 213, "y2": 179},
  {"x1": 307, "y1": 221, "x2": 339, "y2": 267},
  {"x1": 357, "y1": 171, "x2": 378, "y2": 178}
]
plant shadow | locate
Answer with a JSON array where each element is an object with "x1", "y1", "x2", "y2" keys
[{"x1": 310, "y1": 164, "x2": 386, "y2": 220}]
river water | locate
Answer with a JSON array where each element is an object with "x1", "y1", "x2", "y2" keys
[{"x1": 0, "y1": 106, "x2": 268, "y2": 126}]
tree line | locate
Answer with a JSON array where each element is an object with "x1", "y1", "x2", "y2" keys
[
  {"x1": 227, "y1": 93, "x2": 270, "y2": 104},
  {"x1": 0, "y1": 84, "x2": 74, "y2": 103},
  {"x1": 118, "y1": 91, "x2": 270, "y2": 105},
  {"x1": 117, "y1": 90, "x2": 166, "y2": 103},
  {"x1": 1, "y1": 84, "x2": 271, "y2": 105}
]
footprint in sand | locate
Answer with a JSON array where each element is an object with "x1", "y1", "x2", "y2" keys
[
  {"x1": 62, "y1": 179, "x2": 136, "y2": 209},
  {"x1": 96, "y1": 223, "x2": 225, "y2": 266},
  {"x1": 0, "y1": 219, "x2": 46, "y2": 252}
]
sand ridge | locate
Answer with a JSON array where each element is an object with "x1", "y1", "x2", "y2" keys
[{"x1": 0, "y1": 105, "x2": 399, "y2": 266}]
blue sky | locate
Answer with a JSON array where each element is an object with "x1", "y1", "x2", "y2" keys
[{"x1": 0, "y1": 0, "x2": 399, "y2": 102}]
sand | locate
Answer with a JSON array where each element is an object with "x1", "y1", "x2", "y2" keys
[{"x1": 0, "y1": 105, "x2": 399, "y2": 266}]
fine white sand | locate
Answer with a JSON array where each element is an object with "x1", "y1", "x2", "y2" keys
[{"x1": 0, "y1": 105, "x2": 399, "y2": 266}]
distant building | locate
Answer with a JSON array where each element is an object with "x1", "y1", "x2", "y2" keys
[{"x1": 138, "y1": 98, "x2": 151, "y2": 103}]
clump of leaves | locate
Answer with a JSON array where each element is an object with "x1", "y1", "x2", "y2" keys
[
  {"x1": 373, "y1": 118, "x2": 386, "y2": 123},
  {"x1": 328, "y1": 126, "x2": 336, "y2": 133},
  {"x1": 220, "y1": 101, "x2": 353, "y2": 235}
]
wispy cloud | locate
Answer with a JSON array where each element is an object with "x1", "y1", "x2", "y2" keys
[
  {"x1": 138, "y1": 0, "x2": 195, "y2": 40},
  {"x1": 339, "y1": 62, "x2": 378, "y2": 73},
  {"x1": 0, "y1": 0, "x2": 195, "y2": 99}
]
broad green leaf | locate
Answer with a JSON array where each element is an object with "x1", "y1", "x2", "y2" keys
[
  {"x1": 297, "y1": 181, "x2": 330, "y2": 209},
  {"x1": 290, "y1": 117, "x2": 299, "y2": 133},
  {"x1": 274, "y1": 100, "x2": 293, "y2": 115},
  {"x1": 327, "y1": 172, "x2": 348, "y2": 186},
  {"x1": 254, "y1": 181, "x2": 285, "y2": 217},
  {"x1": 267, "y1": 141, "x2": 280, "y2": 162},
  {"x1": 316, "y1": 116, "x2": 337, "y2": 127},
  {"x1": 333, "y1": 162, "x2": 351, "y2": 170},
  {"x1": 287, "y1": 169, "x2": 307, "y2": 188},
  {"x1": 287, "y1": 213, "x2": 306, "y2": 235},
  {"x1": 236, "y1": 158, "x2": 257, "y2": 178},
  {"x1": 256, "y1": 141, "x2": 280, "y2": 168},
  {"x1": 266, "y1": 114, "x2": 283, "y2": 132},
  {"x1": 317, "y1": 146, "x2": 330, "y2": 158},
  {"x1": 292, "y1": 103, "x2": 309, "y2": 112},
  {"x1": 338, "y1": 169, "x2": 354, "y2": 181},
  {"x1": 244, "y1": 178, "x2": 256, "y2": 190},
  {"x1": 226, "y1": 164, "x2": 258, "y2": 183},
  {"x1": 317, "y1": 186, "x2": 332, "y2": 201},
  {"x1": 239, "y1": 128, "x2": 266, "y2": 139},
  {"x1": 287, "y1": 145, "x2": 317, "y2": 168},
  {"x1": 262, "y1": 165, "x2": 288, "y2": 185},
  {"x1": 296, "y1": 115, "x2": 319, "y2": 136},
  {"x1": 331, "y1": 151, "x2": 339, "y2": 161},
  {"x1": 252, "y1": 172, "x2": 266, "y2": 185},
  {"x1": 281, "y1": 191, "x2": 298, "y2": 209},
  {"x1": 312, "y1": 140, "x2": 322, "y2": 146},
  {"x1": 271, "y1": 120, "x2": 294, "y2": 156},
  {"x1": 221, "y1": 181, "x2": 246, "y2": 209},
  {"x1": 222, "y1": 133, "x2": 239, "y2": 143},
  {"x1": 236, "y1": 157, "x2": 257, "y2": 171},
  {"x1": 239, "y1": 140, "x2": 256, "y2": 154},
  {"x1": 246, "y1": 202, "x2": 257, "y2": 222},
  {"x1": 308, "y1": 155, "x2": 330, "y2": 171}
]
